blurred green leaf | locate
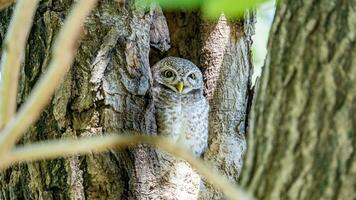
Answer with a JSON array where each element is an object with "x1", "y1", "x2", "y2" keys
[
  {"x1": 140, "y1": 0, "x2": 269, "y2": 18},
  {"x1": 203, "y1": 0, "x2": 267, "y2": 18},
  {"x1": 140, "y1": 0, "x2": 204, "y2": 10}
]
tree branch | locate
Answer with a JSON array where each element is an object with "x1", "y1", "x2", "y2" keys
[
  {"x1": 0, "y1": 0, "x2": 97, "y2": 155},
  {"x1": 0, "y1": 133, "x2": 254, "y2": 200},
  {"x1": 0, "y1": 0, "x2": 40, "y2": 129}
]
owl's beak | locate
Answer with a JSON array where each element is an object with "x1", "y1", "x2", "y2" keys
[{"x1": 176, "y1": 82, "x2": 184, "y2": 93}]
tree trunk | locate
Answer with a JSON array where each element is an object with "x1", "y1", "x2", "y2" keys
[
  {"x1": 241, "y1": 0, "x2": 356, "y2": 200},
  {"x1": 0, "y1": 1, "x2": 254, "y2": 199}
]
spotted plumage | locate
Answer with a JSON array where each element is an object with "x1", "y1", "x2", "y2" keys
[
  {"x1": 151, "y1": 57, "x2": 209, "y2": 199},
  {"x1": 152, "y1": 57, "x2": 209, "y2": 156}
]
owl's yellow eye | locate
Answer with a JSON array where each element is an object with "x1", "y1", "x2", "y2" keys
[
  {"x1": 163, "y1": 70, "x2": 174, "y2": 78},
  {"x1": 188, "y1": 73, "x2": 196, "y2": 80}
]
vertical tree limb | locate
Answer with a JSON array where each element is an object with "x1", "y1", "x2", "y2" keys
[
  {"x1": 200, "y1": 13, "x2": 254, "y2": 199},
  {"x1": 241, "y1": 1, "x2": 356, "y2": 199}
]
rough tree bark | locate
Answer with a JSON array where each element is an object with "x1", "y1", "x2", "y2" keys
[
  {"x1": 0, "y1": 0, "x2": 254, "y2": 199},
  {"x1": 241, "y1": 0, "x2": 356, "y2": 200},
  {"x1": 199, "y1": 13, "x2": 254, "y2": 199}
]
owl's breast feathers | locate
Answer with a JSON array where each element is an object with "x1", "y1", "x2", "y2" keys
[
  {"x1": 152, "y1": 85, "x2": 204, "y2": 106},
  {"x1": 153, "y1": 87, "x2": 209, "y2": 156}
]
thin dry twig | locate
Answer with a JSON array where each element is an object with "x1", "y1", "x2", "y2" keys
[
  {"x1": 0, "y1": 0, "x2": 14, "y2": 10},
  {"x1": 0, "y1": 0, "x2": 97, "y2": 155},
  {"x1": 0, "y1": 134, "x2": 254, "y2": 200},
  {"x1": 0, "y1": 0, "x2": 40, "y2": 129}
]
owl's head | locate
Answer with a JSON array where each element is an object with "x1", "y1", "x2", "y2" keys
[{"x1": 152, "y1": 57, "x2": 204, "y2": 94}]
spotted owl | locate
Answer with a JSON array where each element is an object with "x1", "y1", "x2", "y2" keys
[
  {"x1": 151, "y1": 57, "x2": 209, "y2": 156},
  {"x1": 151, "y1": 57, "x2": 209, "y2": 200}
]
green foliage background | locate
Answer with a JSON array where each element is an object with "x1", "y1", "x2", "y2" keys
[{"x1": 141, "y1": 0, "x2": 269, "y2": 18}]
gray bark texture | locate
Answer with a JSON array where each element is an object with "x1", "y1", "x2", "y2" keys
[
  {"x1": 241, "y1": 0, "x2": 356, "y2": 200},
  {"x1": 0, "y1": 0, "x2": 254, "y2": 199}
]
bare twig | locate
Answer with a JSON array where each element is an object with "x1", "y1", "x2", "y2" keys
[
  {"x1": 0, "y1": 134, "x2": 254, "y2": 200},
  {"x1": 0, "y1": 0, "x2": 14, "y2": 10},
  {"x1": 0, "y1": 0, "x2": 97, "y2": 155},
  {"x1": 0, "y1": 0, "x2": 40, "y2": 129}
]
